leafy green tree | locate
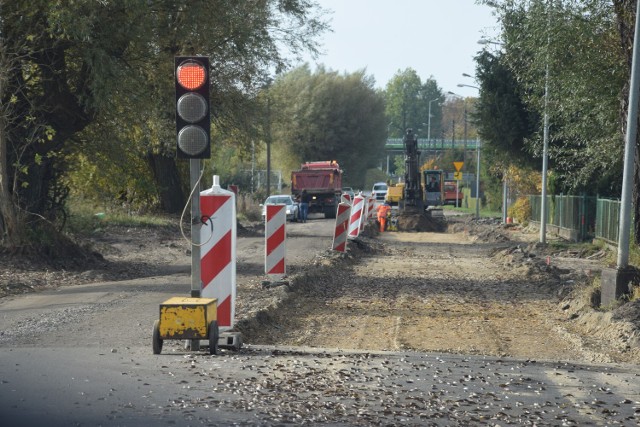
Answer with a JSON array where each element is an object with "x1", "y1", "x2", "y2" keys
[
  {"x1": 268, "y1": 65, "x2": 387, "y2": 189},
  {"x1": 481, "y1": 0, "x2": 640, "y2": 242},
  {"x1": 613, "y1": 0, "x2": 640, "y2": 244},
  {"x1": 474, "y1": 49, "x2": 539, "y2": 171},
  {"x1": 0, "y1": 0, "x2": 328, "y2": 248},
  {"x1": 484, "y1": 0, "x2": 624, "y2": 195},
  {"x1": 384, "y1": 69, "x2": 444, "y2": 139}
]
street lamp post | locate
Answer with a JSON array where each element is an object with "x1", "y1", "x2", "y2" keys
[
  {"x1": 476, "y1": 140, "x2": 481, "y2": 219},
  {"x1": 447, "y1": 91, "x2": 462, "y2": 145},
  {"x1": 540, "y1": 2, "x2": 553, "y2": 245},
  {"x1": 387, "y1": 122, "x2": 393, "y2": 174},
  {"x1": 452, "y1": 82, "x2": 481, "y2": 219},
  {"x1": 427, "y1": 98, "x2": 439, "y2": 142}
]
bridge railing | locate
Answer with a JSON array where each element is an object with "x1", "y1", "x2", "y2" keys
[{"x1": 385, "y1": 138, "x2": 479, "y2": 150}]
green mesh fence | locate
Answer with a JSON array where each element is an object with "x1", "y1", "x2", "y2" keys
[
  {"x1": 528, "y1": 194, "x2": 597, "y2": 241},
  {"x1": 595, "y1": 198, "x2": 620, "y2": 244}
]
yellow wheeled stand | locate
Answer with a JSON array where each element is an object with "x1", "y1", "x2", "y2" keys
[{"x1": 152, "y1": 297, "x2": 219, "y2": 355}]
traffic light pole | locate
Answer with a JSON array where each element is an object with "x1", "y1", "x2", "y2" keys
[{"x1": 190, "y1": 159, "x2": 201, "y2": 298}]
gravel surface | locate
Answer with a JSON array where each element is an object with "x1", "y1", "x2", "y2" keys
[
  {"x1": 1, "y1": 214, "x2": 640, "y2": 425},
  {"x1": 1, "y1": 215, "x2": 639, "y2": 365}
]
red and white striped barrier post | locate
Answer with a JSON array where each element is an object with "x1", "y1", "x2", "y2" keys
[
  {"x1": 348, "y1": 195, "x2": 365, "y2": 239},
  {"x1": 200, "y1": 175, "x2": 236, "y2": 331},
  {"x1": 341, "y1": 193, "x2": 352, "y2": 205},
  {"x1": 265, "y1": 204, "x2": 286, "y2": 279},
  {"x1": 367, "y1": 196, "x2": 376, "y2": 220},
  {"x1": 332, "y1": 202, "x2": 351, "y2": 252},
  {"x1": 359, "y1": 196, "x2": 368, "y2": 232}
]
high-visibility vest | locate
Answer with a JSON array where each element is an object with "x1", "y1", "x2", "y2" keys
[{"x1": 377, "y1": 205, "x2": 390, "y2": 219}]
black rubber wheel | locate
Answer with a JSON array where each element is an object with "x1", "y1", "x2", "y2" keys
[
  {"x1": 152, "y1": 320, "x2": 163, "y2": 355},
  {"x1": 208, "y1": 321, "x2": 219, "y2": 355}
]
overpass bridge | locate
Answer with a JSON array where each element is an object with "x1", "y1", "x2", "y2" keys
[
  {"x1": 383, "y1": 138, "x2": 480, "y2": 173},
  {"x1": 385, "y1": 138, "x2": 479, "y2": 152}
]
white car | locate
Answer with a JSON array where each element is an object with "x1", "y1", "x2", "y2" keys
[
  {"x1": 260, "y1": 195, "x2": 299, "y2": 222},
  {"x1": 371, "y1": 182, "x2": 388, "y2": 201}
]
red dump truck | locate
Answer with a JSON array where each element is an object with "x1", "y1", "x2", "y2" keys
[{"x1": 291, "y1": 161, "x2": 342, "y2": 218}]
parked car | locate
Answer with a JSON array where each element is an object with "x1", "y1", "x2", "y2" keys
[
  {"x1": 371, "y1": 182, "x2": 388, "y2": 201},
  {"x1": 260, "y1": 195, "x2": 299, "y2": 222}
]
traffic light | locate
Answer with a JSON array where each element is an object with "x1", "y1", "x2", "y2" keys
[{"x1": 175, "y1": 56, "x2": 211, "y2": 159}]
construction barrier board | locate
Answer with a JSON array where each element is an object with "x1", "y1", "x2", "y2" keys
[
  {"x1": 332, "y1": 202, "x2": 351, "y2": 252},
  {"x1": 200, "y1": 176, "x2": 237, "y2": 331},
  {"x1": 265, "y1": 204, "x2": 287, "y2": 279}
]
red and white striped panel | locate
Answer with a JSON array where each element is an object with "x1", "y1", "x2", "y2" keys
[
  {"x1": 367, "y1": 196, "x2": 376, "y2": 220},
  {"x1": 265, "y1": 204, "x2": 286, "y2": 279},
  {"x1": 200, "y1": 181, "x2": 236, "y2": 331},
  {"x1": 332, "y1": 202, "x2": 351, "y2": 252},
  {"x1": 348, "y1": 195, "x2": 365, "y2": 239},
  {"x1": 341, "y1": 193, "x2": 352, "y2": 205},
  {"x1": 360, "y1": 197, "x2": 370, "y2": 232}
]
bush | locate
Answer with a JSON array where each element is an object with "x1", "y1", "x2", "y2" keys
[
  {"x1": 508, "y1": 196, "x2": 531, "y2": 224},
  {"x1": 237, "y1": 193, "x2": 263, "y2": 222}
]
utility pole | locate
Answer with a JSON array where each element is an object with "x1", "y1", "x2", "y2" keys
[
  {"x1": 265, "y1": 83, "x2": 272, "y2": 197},
  {"x1": 540, "y1": 1, "x2": 552, "y2": 244},
  {"x1": 601, "y1": 0, "x2": 640, "y2": 306},
  {"x1": 476, "y1": 140, "x2": 481, "y2": 219}
]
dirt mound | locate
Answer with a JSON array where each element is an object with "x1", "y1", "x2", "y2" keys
[
  {"x1": 445, "y1": 217, "x2": 514, "y2": 243},
  {"x1": 237, "y1": 221, "x2": 263, "y2": 237},
  {"x1": 613, "y1": 298, "x2": 640, "y2": 323},
  {"x1": 395, "y1": 212, "x2": 446, "y2": 232}
]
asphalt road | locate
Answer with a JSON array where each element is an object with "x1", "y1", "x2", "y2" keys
[{"x1": 1, "y1": 215, "x2": 639, "y2": 426}]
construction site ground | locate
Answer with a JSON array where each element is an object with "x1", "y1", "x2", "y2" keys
[
  {"x1": 1, "y1": 212, "x2": 639, "y2": 365},
  {"x1": 238, "y1": 215, "x2": 640, "y2": 365}
]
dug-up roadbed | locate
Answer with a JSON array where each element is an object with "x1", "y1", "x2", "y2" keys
[{"x1": 237, "y1": 217, "x2": 640, "y2": 365}]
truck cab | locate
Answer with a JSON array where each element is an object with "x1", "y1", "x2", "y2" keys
[
  {"x1": 423, "y1": 170, "x2": 443, "y2": 207},
  {"x1": 444, "y1": 181, "x2": 463, "y2": 206}
]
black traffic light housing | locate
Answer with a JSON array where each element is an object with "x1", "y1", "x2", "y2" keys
[{"x1": 175, "y1": 56, "x2": 211, "y2": 159}]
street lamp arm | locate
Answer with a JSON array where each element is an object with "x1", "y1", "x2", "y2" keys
[
  {"x1": 457, "y1": 83, "x2": 479, "y2": 90},
  {"x1": 478, "y1": 38, "x2": 504, "y2": 46}
]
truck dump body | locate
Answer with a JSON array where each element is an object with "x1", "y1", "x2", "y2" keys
[{"x1": 291, "y1": 161, "x2": 342, "y2": 218}]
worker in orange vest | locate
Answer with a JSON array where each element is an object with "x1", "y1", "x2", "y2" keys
[{"x1": 377, "y1": 202, "x2": 391, "y2": 232}]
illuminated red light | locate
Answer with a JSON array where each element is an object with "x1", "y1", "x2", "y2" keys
[{"x1": 177, "y1": 61, "x2": 206, "y2": 90}]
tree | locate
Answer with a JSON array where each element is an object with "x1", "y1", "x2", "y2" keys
[
  {"x1": 614, "y1": 0, "x2": 640, "y2": 244},
  {"x1": 484, "y1": 1, "x2": 624, "y2": 194},
  {"x1": 383, "y1": 69, "x2": 445, "y2": 176},
  {"x1": 0, "y1": 32, "x2": 20, "y2": 245},
  {"x1": 268, "y1": 65, "x2": 387, "y2": 188},
  {"x1": 0, "y1": 0, "x2": 329, "y2": 248},
  {"x1": 474, "y1": 49, "x2": 539, "y2": 171},
  {"x1": 384, "y1": 69, "x2": 444, "y2": 139}
]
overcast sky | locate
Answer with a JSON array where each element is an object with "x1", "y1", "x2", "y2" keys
[{"x1": 292, "y1": 0, "x2": 500, "y2": 98}]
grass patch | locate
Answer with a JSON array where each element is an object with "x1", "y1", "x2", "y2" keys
[
  {"x1": 628, "y1": 240, "x2": 640, "y2": 268},
  {"x1": 65, "y1": 200, "x2": 176, "y2": 234}
]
